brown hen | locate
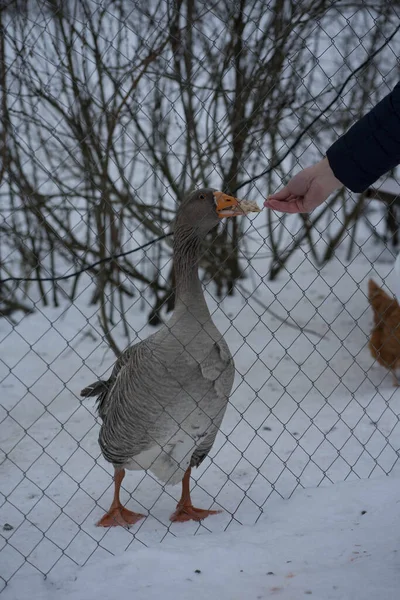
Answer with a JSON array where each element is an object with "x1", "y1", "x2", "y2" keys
[{"x1": 368, "y1": 279, "x2": 400, "y2": 386}]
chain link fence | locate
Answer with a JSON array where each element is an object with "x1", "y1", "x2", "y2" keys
[{"x1": 1, "y1": 0, "x2": 400, "y2": 592}]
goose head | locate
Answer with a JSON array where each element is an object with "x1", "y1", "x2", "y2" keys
[
  {"x1": 172, "y1": 188, "x2": 260, "y2": 304},
  {"x1": 176, "y1": 188, "x2": 251, "y2": 236}
]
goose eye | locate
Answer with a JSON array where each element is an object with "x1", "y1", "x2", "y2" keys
[{"x1": 199, "y1": 194, "x2": 205, "y2": 200}]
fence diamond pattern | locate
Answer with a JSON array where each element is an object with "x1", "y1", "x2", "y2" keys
[{"x1": 1, "y1": 0, "x2": 400, "y2": 592}]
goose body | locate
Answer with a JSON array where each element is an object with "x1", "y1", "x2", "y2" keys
[
  {"x1": 81, "y1": 189, "x2": 254, "y2": 525},
  {"x1": 95, "y1": 298, "x2": 234, "y2": 486}
]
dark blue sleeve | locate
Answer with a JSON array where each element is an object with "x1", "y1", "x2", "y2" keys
[{"x1": 326, "y1": 81, "x2": 400, "y2": 193}]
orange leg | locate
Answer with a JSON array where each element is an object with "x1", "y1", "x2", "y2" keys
[
  {"x1": 97, "y1": 469, "x2": 145, "y2": 528},
  {"x1": 169, "y1": 467, "x2": 221, "y2": 523}
]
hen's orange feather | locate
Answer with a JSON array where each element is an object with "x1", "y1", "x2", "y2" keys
[{"x1": 368, "y1": 279, "x2": 400, "y2": 382}]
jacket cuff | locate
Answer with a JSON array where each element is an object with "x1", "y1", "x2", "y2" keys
[{"x1": 326, "y1": 140, "x2": 371, "y2": 193}]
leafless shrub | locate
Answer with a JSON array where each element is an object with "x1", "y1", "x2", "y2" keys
[{"x1": 1, "y1": 0, "x2": 399, "y2": 345}]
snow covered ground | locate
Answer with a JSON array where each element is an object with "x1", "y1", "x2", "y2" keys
[
  {"x1": 1, "y1": 205, "x2": 400, "y2": 595},
  {"x1": 3, "y1": 475, "x2": 400, "y2": 600}
]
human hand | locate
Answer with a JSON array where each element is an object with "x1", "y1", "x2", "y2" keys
[{"x1": 264, "y1": 158, "x2": 342, "y2": 213}]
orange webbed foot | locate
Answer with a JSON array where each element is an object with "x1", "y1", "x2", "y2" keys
[
  {"x1": 169, "y1": 504, "x2": 221, "y2": 523},
  {"x1": 97, "y1": 506, "x2": 145, "y2": 528}
]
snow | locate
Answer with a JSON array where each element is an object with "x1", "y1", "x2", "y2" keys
[
  {"x1": 2, "y1": 475, "x2": 400, "y2": 600},
  {"x1": 1, "y1": 211, "x2": 400, "y2": 595}
]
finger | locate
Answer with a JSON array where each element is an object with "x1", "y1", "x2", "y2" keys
[
  {"x1": 264, "y1": 194, "x2": 295, "y2": 208},
  {"x1": 266, "y1": 186, "x2": 292, "y2": 202},
  {"x1": 265, "y1": 197, "x2": 306, "y2": 214},
  {"x1": 265, "y1": 197, "x2": 300, "y2": 211}
]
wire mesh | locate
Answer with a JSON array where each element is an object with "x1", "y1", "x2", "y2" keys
[{"x1": 1, "y1": 0, "x2": 400, "y2": 592}]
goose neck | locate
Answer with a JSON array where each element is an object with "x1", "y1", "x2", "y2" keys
[{"x1": 173, "y1": 226, "x2": 207, "y2": 311}]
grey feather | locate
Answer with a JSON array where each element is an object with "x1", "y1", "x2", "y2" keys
[{"x1": 80, "y1": 380, "x2": 109, "y2": 398}]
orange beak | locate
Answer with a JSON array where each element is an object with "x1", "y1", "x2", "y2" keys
[{"x1": 214, "y1": 191, "x2": 244, "y2": 218}]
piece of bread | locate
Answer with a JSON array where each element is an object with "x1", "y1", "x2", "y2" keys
[{"x1": 238, "y1": 199, "x2": 261, "y2": 214}]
